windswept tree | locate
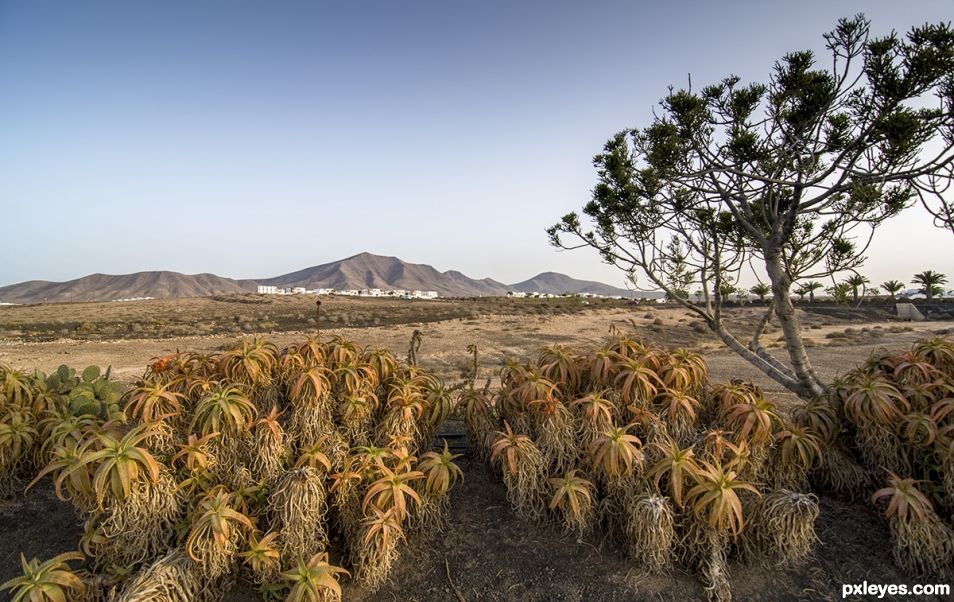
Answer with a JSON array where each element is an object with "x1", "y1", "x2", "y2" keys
[
  {"x1": 549, "y1": 15, "x2": 954, "y2": 398},
  {"x1": 750, "y1": 283, "x2": 772, "y2": 302},
  {"x1": 881, "y1": 279, "x2": 905, "y2": 299},
  {"x1": 912, "y1": 270, "x2": 948, "y2": 300}
]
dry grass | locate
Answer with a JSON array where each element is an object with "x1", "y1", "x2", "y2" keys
[{"x1": 0, "y1": 294, "x2": 633, "y2": 342}]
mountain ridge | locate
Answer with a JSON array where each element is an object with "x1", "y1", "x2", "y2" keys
[
  {"x1": 511, "y1": 271, "x2": 645, "y2": 298},
  {"x1": 0, "y1": 253, "x2": 657, "y2": 304},
  {"x1": 0, "y1": 271, "x2": 251, "y2": 304}
]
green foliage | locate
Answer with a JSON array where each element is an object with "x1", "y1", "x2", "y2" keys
[
  {"x1": 64, "y1": 365, "x2": 125, "y2": 421},
  {"x1": 881, "y1": 280, "x2": 905, "y2": 299},
  {"x1": 14, "y1": 336, "x2": 458, "y2": 598},
  {"x1": 749, "y1": 283, "x2": 771, "y2": 302},
  {"x1": 912, "y1": 271, "x2": 948, "y2": 300},
  {"x1": 41, "y1": 364, "x2": 77, "y2": 394},
  {"x1": 549, "y1": 14, "x2": 954, "y2": 398},
  {"x1": 827, "y1": 282, "x2": 853, "y2": 304},
  {"x1": 845, "y1": 274, "x2": 870, "y2": 303},
  {"x1": 794, "y1": 281, "x2": 823, "y2": 303},
  {"x1": 82, "y1": 365, "x2": 101, "y2": 383}
]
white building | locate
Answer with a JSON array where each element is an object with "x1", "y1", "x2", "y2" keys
[
  {"x1": 257, "y1": 285, "x2": 278, "y2": 295},
  {"x1": 292, "y1": 287, "x2": 307, "y2": 294},
  {"x1": 507, "y1": 291, "x2": 528, "y2": 298}
]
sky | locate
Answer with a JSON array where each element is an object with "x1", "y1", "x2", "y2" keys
[{"x1": 1, "y1": 0, "x2": 952, "y2": 290}]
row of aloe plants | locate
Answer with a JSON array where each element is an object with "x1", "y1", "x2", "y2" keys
[
  {"x1": 3, "y1": 330, "x2": 952, "y2": 601},
  {"x1": 462, "y1": 328, "x2": 822, "y2": 601},
  {"x1": 462, "y1": 332, "x2": 954, "y2": 600},
  {"x1": 821, "y1": 337, "x2": 954, "y2": 579},
  {"x1": 0, "y1": 335, "x2": 461, "y2": 601}
]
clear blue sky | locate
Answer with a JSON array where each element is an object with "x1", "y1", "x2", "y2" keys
[{"x1": 1, "y1": 0, "x2": 952, "y2": 289}]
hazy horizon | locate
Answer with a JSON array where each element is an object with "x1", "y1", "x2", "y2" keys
[{"x1": 2, "y1": 1, "x2": 952, "y2": 290}]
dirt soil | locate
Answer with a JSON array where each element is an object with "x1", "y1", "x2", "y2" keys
[
  {"x1": 1, "y1": 302, "x2": 952, "y2": 601},
  {"x1": 3, "y1": 451, "x2": 939, "y2": 602}
]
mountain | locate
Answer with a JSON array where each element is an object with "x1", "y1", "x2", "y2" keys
[
  {"x1": 511, "y1": 272, "x2": 653, "y2": 298},
  {"x1": 250, "y1": 252, "x2": 511, "y2": 297},
  {"x1": 0, "y1": 271, "x2": 250, "y2": 304},
  {"x1": 0, "y1": 253, "x2": 659, "y2": 304}
]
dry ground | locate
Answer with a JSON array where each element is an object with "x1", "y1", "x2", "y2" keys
[
  {"x1": 1, "y1": 299, "x2": 952, "y2": 601},
  {"x1": 0, "y1": 300, "x2": 939, "y2": 407},
  {"x1": 0, "y1": 294, "x2": 630, "y2": 342}
]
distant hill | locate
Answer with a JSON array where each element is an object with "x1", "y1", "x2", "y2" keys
[
  {"x1": 511, "y1": 271, "x2": 654, "y2": 298},
  {"x1": 249, "y1": 252, "x2": 511, "y2": 298},
  {"x1": 0, "y1": 253, "x2": 660, "y2": 304},
  {"x1": 0, "y1": 271, "x2": 250, "y2": 304}
]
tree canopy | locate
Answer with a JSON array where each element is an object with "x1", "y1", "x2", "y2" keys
[{"x1": 549, "y1": 15, "x2": 954, "y2": 398}]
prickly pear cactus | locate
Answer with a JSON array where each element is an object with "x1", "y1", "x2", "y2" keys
[
  {"x1": 63, "y1": 365, "x2": 125, "y2": 422},
  {"x1": 82, "y1": 365, "x2": 100, "y2": 383},
  {"x1": 44, "y1": 364, "x2": 78, "y2": 394}
]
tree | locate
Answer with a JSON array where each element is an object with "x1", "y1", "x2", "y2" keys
[
  {"x1": 801, "y1": 281, "x2": 824, "y2": 303},
  {"x1": 793, "y1": 284, "x2": 809, "y2": 302},
  {"x1": 845, "y1": 273, "x2": 870, "y2": 303},
  {"x1": 827, "y1": 282, "x2": 853, "y2": 303},
  {"x1": 548, "y1": 15, "x2": 954, "y2": 398},
  {"x1": 750, "y1": 283, "x2": 772, "y2": 302},
  {"x1": 881, "y1": 279, "x2": 905, "y2": 299},
  {"x1": 912, "y1": 270, "x2": 948, "y2": 300},
  {"x1": 917, "y1": 183, "x2": 954, "y2": 236},
  {"x1": 718, "y1": 279, "x2": 738, "y2": 300}
]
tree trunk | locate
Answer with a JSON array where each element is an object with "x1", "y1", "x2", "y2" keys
[
  {"x1": 709, "y1": 320, "x2": 805, "y2": 395},
  {"x1": 764, "y1": 253, "x2": 828, "y2": 398}
]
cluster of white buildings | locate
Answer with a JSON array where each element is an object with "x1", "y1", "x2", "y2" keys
[
  {"x1": 506, "y1": 291, "x2": 628, "y2": 300},
  {"x1": 257, "y1": 285, "x2": 438, "y2": 300}
]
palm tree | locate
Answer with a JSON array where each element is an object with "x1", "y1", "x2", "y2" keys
[
  {"x1": 793, "y1": 284, "x2": 809, "y2": 302},
  {"x1": 827, "y1": 283, "x2": 852, "y2": 304},
  {"x1": 912, "y1": 271, "x2": 948, "y2": 301},
  {"x1": 749, "y1": 283, "x2": 771, "y2": 303},
  {"x1": 801, "y1": 281, "x2": 824, "y2": 303},
  {"x1": 881, "y1": 280, "x2": 905, "y2": 300},
  {"x1": 845, "y1": 274, "x2": 869, "y2": 304},
  {"x1": 717, "y1": 281, "x2": 737, "y2": 300}
]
